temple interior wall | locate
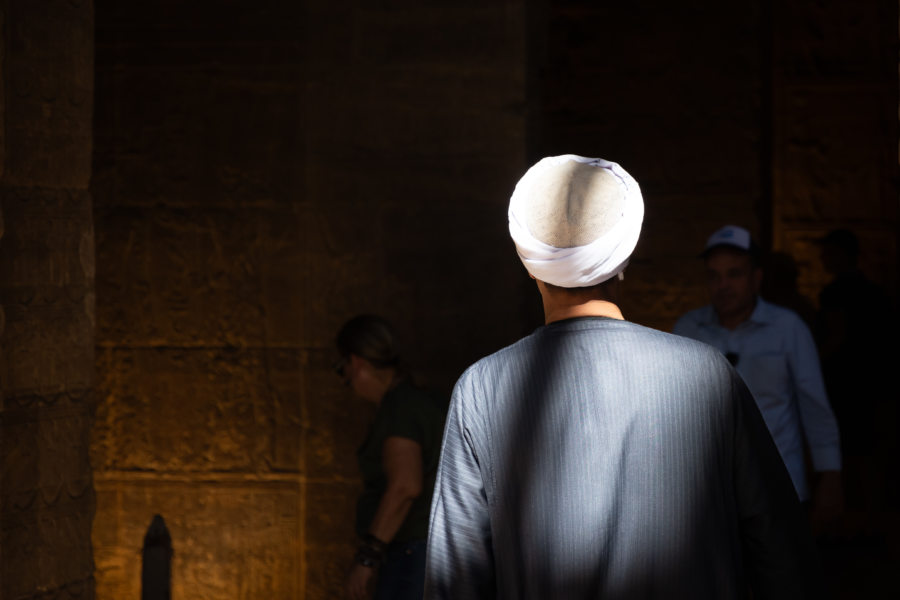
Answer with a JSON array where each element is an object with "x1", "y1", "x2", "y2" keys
[
  {"x1": 0, "y1": 1, "x2": 896, "y2": 598},
  {"x1": 0, "y1": 1, "x2": 96, "y2": 598}
]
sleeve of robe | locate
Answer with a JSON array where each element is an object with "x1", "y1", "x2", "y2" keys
[{"x1": 424, "y1": 369, "x2": 496, "y2": 600}]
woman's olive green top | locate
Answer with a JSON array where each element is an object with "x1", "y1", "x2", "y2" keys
[{"x1": 355, "y1": 380, "x2": 447, "y2": 543}]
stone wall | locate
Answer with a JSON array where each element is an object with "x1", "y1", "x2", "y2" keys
[
  {"x1": 0, "y1": 0, "x2": 894, "y2": 598},
  {"x1": 771, "y1": 0, "x2": 898, "y2": 303},
  {"x1": 537, "y1": 1, "x2": 898, "y2": 331},
  {"x1": 537, "y1": 1, "x2": 767, "y2": 331},
  {"x1": 0, "y1": 1, "x2": 96, "y2": 599},
  {"x1": 87, "y1": 1, "x2": 899, "y2": 599},
  {"x1": 90, "y1": 2, "x2": 532, "y2": 598}
]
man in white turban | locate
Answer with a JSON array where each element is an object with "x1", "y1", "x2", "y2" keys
[{"x1": 425, "y1": 155, "x2": 820, "y2": 599}]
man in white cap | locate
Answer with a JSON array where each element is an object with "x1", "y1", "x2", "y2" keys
[
  {"x1": 425, "y1": 156, "x2": 820, "y2": 599},
  {"x1": 673, "y1": 226, "x2": 843, "y2": 528}
]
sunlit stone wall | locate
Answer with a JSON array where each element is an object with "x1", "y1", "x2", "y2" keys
[
  {"x1": 90, "y1": 2, "x2": 532, "y2": 598},
  {"x1": 0, "y1": 1, "x2": 96, "y2": 599}
]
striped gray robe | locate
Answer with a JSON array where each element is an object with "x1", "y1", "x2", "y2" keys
[{"x1": 425, "y1": 317, "x2": 819, "y2": 599}]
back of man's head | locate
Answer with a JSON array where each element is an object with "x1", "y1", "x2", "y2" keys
[{"x1": 508, "y1": 155, "x2": 644, "y2": 289}]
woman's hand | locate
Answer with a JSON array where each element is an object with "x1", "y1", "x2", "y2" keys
[
  {"x1": 348, "y1": 436, "x2": 423, "y2": 599},
  {"x1": 345, "y1": 563, "x2": 377, "y2": 600}
]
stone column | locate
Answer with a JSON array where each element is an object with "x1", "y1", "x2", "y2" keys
[{"x1": 0, "y1": 1, "x2": 96, "y2": 599}]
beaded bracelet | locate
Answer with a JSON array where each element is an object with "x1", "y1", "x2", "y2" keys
[{"x1": 354, "y1": 533, "x2": 388, "y2": 568}]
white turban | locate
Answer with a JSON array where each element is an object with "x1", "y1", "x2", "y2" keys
[{"x1": 508, "y1": 154, "x2": 644, "y2": 288}]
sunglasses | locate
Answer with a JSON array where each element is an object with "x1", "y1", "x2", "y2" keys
[{"x1": 333, "y1": 357, "x2": 351, "y2": 386}]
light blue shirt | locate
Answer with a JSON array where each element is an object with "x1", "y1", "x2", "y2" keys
[{"x1": 673, "y1": 298, "x2": 841, "y2": 500}]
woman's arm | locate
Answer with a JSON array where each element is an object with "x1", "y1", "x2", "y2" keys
[
  {"x1": 346, "y1": 436, "x2": 423, "y2": 600},
  {"x1": 368, "y1": 436, "x2": 424, "y2": 541}
]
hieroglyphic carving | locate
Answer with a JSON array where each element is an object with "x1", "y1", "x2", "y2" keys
[{"x1": 92, "y1": 347, "x2": 303, "y2": 473}]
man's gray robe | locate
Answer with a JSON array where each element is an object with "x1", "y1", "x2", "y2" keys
[{"x1": 425, "y1": 317, "x2": 819, "y2": 599}]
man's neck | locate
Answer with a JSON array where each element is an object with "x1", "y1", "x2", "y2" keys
[
  {"x1": 536, "y1": 278, "x2": 625, "y2": 324},
  {"x1": 544, "y1": 299, "x2": 624, "y2": 324},
  {"x1": 716, "y1": 298, "x2": 758, "y2": 331}
]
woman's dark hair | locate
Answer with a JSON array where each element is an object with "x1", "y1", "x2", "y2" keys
[{"x1": 335, "y1": 314, "x2": 401, "y2": 369}]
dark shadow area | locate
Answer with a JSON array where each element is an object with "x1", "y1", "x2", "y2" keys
[
  {"x1": 760, "y1": 250, "x2": 816, "y2": 328},
  {"x1": 812, "y1": 229, "x2": 900, "y2": 598},
  {"x1": 142, "y1": 514, "x2": 173, "y2": 600}
]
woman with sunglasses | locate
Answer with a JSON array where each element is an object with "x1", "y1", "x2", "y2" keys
[{"x1": 334, "y1": 314, "x2": 446, "y2": 600}]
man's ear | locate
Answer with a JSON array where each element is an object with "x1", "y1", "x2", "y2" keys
[{"x1": 752, "y1": 267, "x2": 763, "y2": 293}]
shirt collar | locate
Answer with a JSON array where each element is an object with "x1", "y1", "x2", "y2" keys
[
  {"x1": 747, "y1": 297, "x2": 776, "y2": 325},
  {"x1": 700, "y1": 296, "x2": 774, "y2": 328}
]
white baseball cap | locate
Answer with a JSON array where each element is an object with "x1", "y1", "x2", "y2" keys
[{"x1": 702, "y1": 225, "x2": 759, "y2": 258}]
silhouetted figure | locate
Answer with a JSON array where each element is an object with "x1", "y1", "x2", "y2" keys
[
  {"x1": 815, "y1": 228, "x2": 895, "y2": 535},
  {"x1": 674, "y1": 225, "x2": 843, "y2": 535},
  {"x1": 760, "y1": 250, "x2": 816, "y2": 329},
  {"x1": 142, "y1": 514, "x2": 172, "y2": 600},
  {"x1": 426, "y1": 156, "x2": 822, "y2": 599},
  {"x1": 335, "y1": 315, "x2": 446, "y2": 600}
]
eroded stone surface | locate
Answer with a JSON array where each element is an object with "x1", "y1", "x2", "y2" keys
[
  {"x1": 0, "y1": 2, "x2": 96, "y2": 598},
  {"x1": 3, "y1": 0, "x2": 94, "y2": 189},
  {"x1": 91, "y1": 2, "x2": 530, "y2": 599},
  {"x1": 92, "y1": 480, "x2": 300, "y2": 600}
]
